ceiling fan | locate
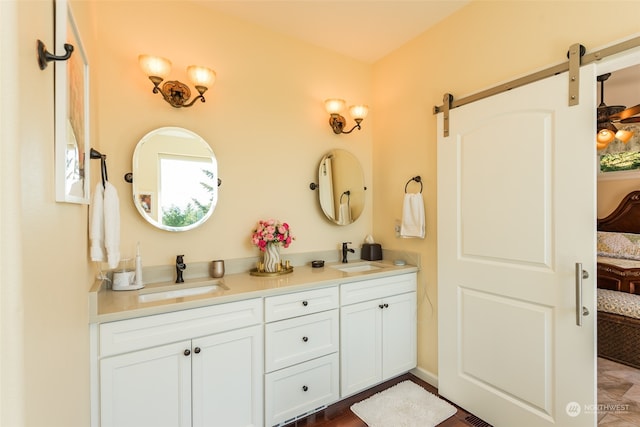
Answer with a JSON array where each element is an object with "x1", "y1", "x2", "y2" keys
[{"x1": 597, "y1": 73, "x2": 636, "y2": 149}]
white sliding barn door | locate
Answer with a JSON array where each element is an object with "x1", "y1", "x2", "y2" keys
[{"x1": 437, "y1": 64, "x2": 597, "y2": 427}]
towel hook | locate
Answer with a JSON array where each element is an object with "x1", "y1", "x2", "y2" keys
[
  {"x1": 90, "y1": 148, "x2": 108, "y2": 188},
  {"x1": 404, "y1": 176, "x2": 422, "y2": 193}
]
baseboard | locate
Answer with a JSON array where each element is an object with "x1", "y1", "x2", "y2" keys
[{"x1": 410, "y1": 366, "x2": 438, "y2": 389}]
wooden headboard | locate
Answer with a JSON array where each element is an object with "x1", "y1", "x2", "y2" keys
[
  {"x1": 598, "y1": 191, "x2": 640, "y2": 233},
  {"x1": 597, "y1": 190, "x2": 640, "y2": 294}
]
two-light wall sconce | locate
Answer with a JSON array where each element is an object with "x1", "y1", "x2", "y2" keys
[
  {"x1": 324, "y1": 99, "x2": 369, "y2": 134},
  {"x1": 139, "y1": 54, "x2": 216, "y2": 108}
]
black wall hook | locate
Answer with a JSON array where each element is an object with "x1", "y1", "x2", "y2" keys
[{"x1": 37, "y1": 40, "x2": 74, "y2": 70}]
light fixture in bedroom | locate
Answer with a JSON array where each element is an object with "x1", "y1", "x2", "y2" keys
[
  {"x1": 325, "y1": 99, "x2": 369, "y2": 134},
  {"x1": 597, "y1": 73, "x2": 634, "y2": 149},
  {"x1": 139, "y1": 54, "x2": 216, "y2": 108}
]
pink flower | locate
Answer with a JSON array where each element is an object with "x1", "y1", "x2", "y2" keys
[{"x1": 251, "y1": 218, "x2": 295, "y2": 251}]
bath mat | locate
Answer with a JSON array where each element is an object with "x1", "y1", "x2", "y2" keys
[{"x1": 350, "y1": 380, "x2": 457, "y2": 427}]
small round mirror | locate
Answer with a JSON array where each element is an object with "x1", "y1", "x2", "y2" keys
[
  {"x1": 132, "y1": 127, "x2": 218, "y2": 232},
  {"x1": 317, "y1": 149, "x2": 365, "y2": 225}
]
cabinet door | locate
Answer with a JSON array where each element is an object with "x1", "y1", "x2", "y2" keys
[
  {"x1": 192, "y1": 325, "x2": 263, "y2": 427},
  {"x1": 340, "y1": 299, "x2": 382, "y2": 397},
  {"x1": 100, "y1": 340, "x2": 192, "y2": 427},
  {"x1": 382, "y1": 291, "x2": 417, "y2": 379}
]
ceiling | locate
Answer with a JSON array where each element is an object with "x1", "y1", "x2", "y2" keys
[
  {"x1": 606, "y1": 64, "x2": 640, "y2": 109},
  {"x1": 200, "y1": 0, "x2": 470, "y2": 63}
]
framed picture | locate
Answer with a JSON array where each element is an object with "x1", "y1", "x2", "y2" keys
[
  {"x1": 54, "y1": 0, "x2": 90, "y2": 203},
  {"x1": 598, "y1": 125, "x2": 640, "y2": 181},
  {"x1": 138, "y1": 193, "x2": 153, "y2": 214}
]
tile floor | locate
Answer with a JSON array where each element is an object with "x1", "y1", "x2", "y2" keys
[
  {"x1": 290, "y1": 358, "x2": 640, "y2": 427},
  {"x1": 598, "y1": 357, "x2": 640, "y2": 426}
]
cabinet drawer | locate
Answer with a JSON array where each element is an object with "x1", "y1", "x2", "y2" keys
[
  {"x1": 265, "y1": 286, "x2": 338, "y2": 322},
  {"x1": 100, "y1": 298, "x2": 262, "y2": 357},
  {"x1": 341, "y1": 273, "x2": 416, "y2": 305},
  {"x1": 265, "y1": 353, "x2": 339, "y2": 427},
  {"x1": 265, "y1": 310, "x2": 338, "y2": 372}
]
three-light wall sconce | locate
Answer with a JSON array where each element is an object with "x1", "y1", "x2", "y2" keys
[
  {"x1": 324, "y1": 99, "x2": 369, "y2": 134},
  {"x1": 139, "y1": 54, "x2": 216, "y2": 108}
]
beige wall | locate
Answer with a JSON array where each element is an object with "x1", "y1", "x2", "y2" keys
[
  {"x1": 5, "y1": 0, "x2": 640, "y2": 426},
  {"x1": 372, "y1": 0, "x2": 640, "y2": 379},
  {"x1": 599, "y1": 177, "x2": 640, "y2": 218},
  {"x1": 2, "y1": 0, "x2": 96, "y2": 426},
  {"x1": 93, "y1": 1, "x2": 373, "y2": 267}
]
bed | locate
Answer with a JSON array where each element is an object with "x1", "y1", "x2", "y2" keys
[{"x1": 597, "y1": 190, "x2": 640, "y2": 369}]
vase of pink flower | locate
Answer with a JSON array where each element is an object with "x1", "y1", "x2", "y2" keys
[{"x1": 251, "y1": 219, "x2": 294, "y2": 273}]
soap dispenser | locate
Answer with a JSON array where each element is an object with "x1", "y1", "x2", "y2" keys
[{"x1": 134, "y1": 242, "x2": 144, "y2": 290}]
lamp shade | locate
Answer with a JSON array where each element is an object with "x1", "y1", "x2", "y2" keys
[
  {"x1": 349, "y1": 104, "x2": 369, "y2": 120},
  {"x1": 325, "y1": 99, "x2": 346, "y2": 114},
  {"x1": 138, "y1": 55, "x2": 172, "y2": 79},
  {"x1": 597, "y1": 129, "x2": 616, "y2": 146},
  {"x1": 187, "y1": 65, "x2": 216, "y2": 88},
  {"x1": 615, "y1": 129, "x2": 634, "y2": 143}
]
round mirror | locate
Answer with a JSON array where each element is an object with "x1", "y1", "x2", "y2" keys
[
  {"x1": 317, "y1": 149, "x2": 365, "y2": 225},
  {"x1": 132, "y1": 127, "x2": 218, "y2": 232}
]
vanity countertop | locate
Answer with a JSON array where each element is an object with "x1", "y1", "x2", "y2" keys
[{"x1": 89, "y1": 260, "x2": 418, "y2": 323}]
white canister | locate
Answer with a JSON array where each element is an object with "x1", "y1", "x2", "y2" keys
[
  {"x1": 112, "y1": 270, "x2": 136, "y2": 290},
  {"x1": 112, "y1": 259, "x2": 143, "y2": 291}
]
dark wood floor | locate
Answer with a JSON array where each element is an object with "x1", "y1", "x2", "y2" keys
[{"x1": 283, "y1": 373, "x2": 490, "y2": 427}]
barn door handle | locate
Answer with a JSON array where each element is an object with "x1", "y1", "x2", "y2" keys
[{"x1": 575, "y1": 263, "x2": 590, "y2": 326}]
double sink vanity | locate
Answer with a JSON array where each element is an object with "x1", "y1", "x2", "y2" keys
[{"x1": 89, "y1": 258, "x2": 418, "y2": 427}]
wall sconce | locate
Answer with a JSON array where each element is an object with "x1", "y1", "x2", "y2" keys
[
  {"x1": 324, "y1": 99, "x2": 369, "y2": 134},
  {"x1": 139, "y1": 54, "x2": 216, "y2": 108}
]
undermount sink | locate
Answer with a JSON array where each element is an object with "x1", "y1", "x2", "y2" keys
[
  {"x1": 332, "y1": 262, "x2": 386, "y2": 273},
  {"x1": 138, "y1": 280, "x2": 229, "y2": 303}
]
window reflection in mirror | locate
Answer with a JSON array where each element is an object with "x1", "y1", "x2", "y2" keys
[
  {"x1": 133, "y1": 127, "x2": 218, "y2": 231},
  {"x1": 317, "y1": 149, "x2": 365, "y2": 225}
]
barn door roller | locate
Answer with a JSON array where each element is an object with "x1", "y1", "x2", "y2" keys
[{"x1": 568, "y1": 43, "x2": 586, "y2": 106}]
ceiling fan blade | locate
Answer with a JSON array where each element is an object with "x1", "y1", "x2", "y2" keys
[
  {"x1": 620, "y1": 116, "x2": 640, "y2": 123},
  {"x1": 610, "y1": 104, "x2": 640, "y2": 121}
]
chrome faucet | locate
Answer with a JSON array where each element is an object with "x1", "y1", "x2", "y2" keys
[
  {"x1": 176, "y1": 255, "x2": 186, "y2": 283},
  {"x1": 342, "y1": 242, "x2": 355, "y2": 263}
]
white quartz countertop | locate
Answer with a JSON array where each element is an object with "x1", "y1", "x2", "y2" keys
[{"x1": 89, "y1": 260, "x2": 418, "y2": 323}]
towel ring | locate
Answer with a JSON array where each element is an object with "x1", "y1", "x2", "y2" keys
[{"x1": 404, "y1": 176, "x2": 422, "y2": 193}]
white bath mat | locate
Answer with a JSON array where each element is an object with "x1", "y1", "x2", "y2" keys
[{"x1": 350, "y1": 380, "x2": 457, "y2": 427}]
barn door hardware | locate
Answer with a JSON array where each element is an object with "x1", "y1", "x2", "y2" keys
[
  {"x1": 433, "y1": 38, "x2": 640, "y2": 138},
  {"x1": 567, "y1": 44, "x2": 586, "y2": 106}
]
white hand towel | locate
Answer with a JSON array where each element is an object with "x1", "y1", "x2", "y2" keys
[
  {"x1": 337, "y1": 202, "x2": 352, "y2": 225},
  {"x1": 89, "y1": 182, "x2": 105, "y2": 262},
  {"x1": 103, "y1": 182, "x2": 121, "y2": 269},
  {"x1": 401, "y1": 193, "x2": 425, "y2": 238}
]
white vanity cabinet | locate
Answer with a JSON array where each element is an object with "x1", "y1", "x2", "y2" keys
[
  {"x1": 94, "y1": 298, "x2": 263, "y2": 427},
  {"x1": 264, "y1": 286, "x2": 340, "y2": 427},
  {"x1": 340, "y1": 273, "x2": 417, "y2": 397}
]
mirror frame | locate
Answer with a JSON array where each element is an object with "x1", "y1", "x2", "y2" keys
[
  {"x1": 316, "y1": 149, "x2": 366, "y2": 225},
  {"x1": 132, "y1": 127, "x2": 218, "y2": 232}
]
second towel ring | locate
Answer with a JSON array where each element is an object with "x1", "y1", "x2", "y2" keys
[{"x1": 404, "y1": 176, "x2": 422, "y2": 193}]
